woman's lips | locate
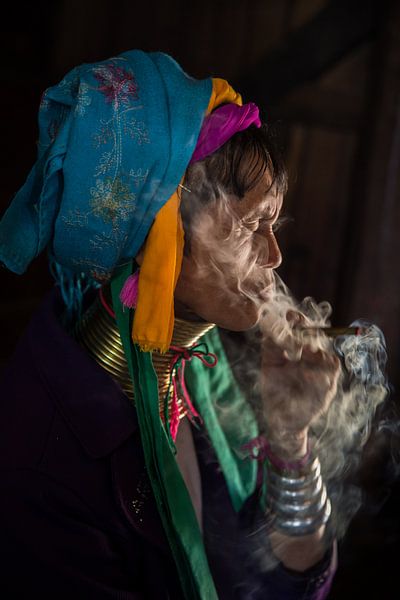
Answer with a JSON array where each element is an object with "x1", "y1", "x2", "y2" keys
[
  {"x1": 246, "y1": 272, "x2": 275, "y2": 296},
  {"x1": 257, "y1": 286, "x2": 274, "y2": 301},
  {"x1": 239, "y1": 279, "x2": 274, "y2": 302}
]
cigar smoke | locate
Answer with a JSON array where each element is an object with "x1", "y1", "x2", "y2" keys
[
  {"x1": 181, "y1": 162, "x2": 390, "y2": 573},
  {"x1": 305, "y1": 326, "x2": 368, "y2": 337}
]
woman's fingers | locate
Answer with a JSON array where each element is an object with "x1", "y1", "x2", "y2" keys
[
  {"x1": 262, "y1": 336, "x2": 288, "y2": 366},
  {"x1": 297, "y1": 344, "x2": 338, "y2": 366}
]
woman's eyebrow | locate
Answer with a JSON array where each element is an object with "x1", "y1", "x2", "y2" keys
[{"x1": 249, "y1": 198, "x2": 278, "y2": 219}]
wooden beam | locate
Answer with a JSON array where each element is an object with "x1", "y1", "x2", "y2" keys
[{"x1": 237, "y1": 0, "x2": 380, "y2": 107}]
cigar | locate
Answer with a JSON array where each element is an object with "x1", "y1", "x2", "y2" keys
[{"x1": 303, "y1": 326, "x2": 367, "y2": 337}]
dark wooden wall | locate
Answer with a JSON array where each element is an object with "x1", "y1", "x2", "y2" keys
[
  {"x1": 1, "y1": 1, "x2": 399, "y2": 597},
  {"x1": 3, "y1": 0, "x2": 397, "y2": 381}
]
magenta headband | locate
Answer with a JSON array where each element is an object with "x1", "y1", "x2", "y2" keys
[{"x1": 190, "y1": 102, "x2": 261, "y2": 164}]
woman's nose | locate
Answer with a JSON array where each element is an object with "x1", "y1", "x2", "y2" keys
[
  {"x1": 254, "y1": 230, "x2": 282, "y2": 268},
  {"x1": 267, "y1": 232, "x2": 282, "y2": 269}
]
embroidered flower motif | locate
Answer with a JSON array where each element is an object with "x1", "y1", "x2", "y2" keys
[
  {"x1": 89, "y1": 233, "x2": 118, "y2": 251},
  {"x1": 62, "y1": 209, "x2": 89, "y2": 228},
  {"x1": 75, "y1": 82, "x2": 92, "y2": 116},
  {"x1": 58, "y1": 72, "x2": 80, "y2": 97},
  {"x1": 123, "y1": 119, "x2": 150, "y2": 145},
  {"x1": 129, "y1": 168, "x2": 150, "y2": 187},
  {"x1": 89, "y1": 176, "x2": 136, "y2": 225},
  {"x1": 94, "y1": 151, "x2": 115, "y2": 176},
  {"x1": 93, "y1": 119, "x2": 149, "y2": 176},
  {"x1": 92, "y1": 120, "x2": 115, "y2": 148},
  {"x1": 93, "y1": 64, "x2": 139, "y2": 107},
  {"x1": 92, "y1": 111, "x2": 150, "y2": 154}
]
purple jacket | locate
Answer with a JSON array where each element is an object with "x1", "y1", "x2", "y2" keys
[{"x1": 0, "y1": 290, "x2": 336, "y2": 598}]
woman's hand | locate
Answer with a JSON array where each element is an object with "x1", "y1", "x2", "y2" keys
[
  {"x1": 260, "y1": 321, "x2": 340, "y2": 459},
  {"x1": 260, "y1": 320, "x2": 341, "y2": 571}
]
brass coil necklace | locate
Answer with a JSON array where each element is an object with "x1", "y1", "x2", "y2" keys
[{"x1": 73, "y1": 288, "x2": 215, "y2": 426}]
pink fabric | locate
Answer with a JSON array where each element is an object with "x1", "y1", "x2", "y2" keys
[
  {"x1": 190, "y1": 102, "x2": 261, "y2": 164},
  {"x1": 119, "y1": 271, "x2": 139, "y2": 309}
]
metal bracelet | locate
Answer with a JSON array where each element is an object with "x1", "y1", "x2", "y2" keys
[
  {"x1": 272, "y1": 498, "x2": 332, "y2": 537},
  {"x1": 268, "y1": 459, "x2": 321, "y2": 490},
  {"x1": 266, "y1": 454, "x2": 332, "y2": 536},
  {"x1": 269, "y1": 483, "x2": 327, "y2": 517},
  {"x1": 269, "y1": 473, "x2": 323, "y2": 503}
]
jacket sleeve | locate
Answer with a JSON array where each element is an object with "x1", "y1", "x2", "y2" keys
[
  {"x1": 0, "y1": 467, "x2": 145, "y2": 599},
  {"x1": 256, "y1": 543, "x2": 337, "y2": 600}
]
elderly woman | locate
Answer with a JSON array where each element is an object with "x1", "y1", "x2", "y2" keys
[{"x1": 0, "y1": 50, "x2": 339, "y2": 598}]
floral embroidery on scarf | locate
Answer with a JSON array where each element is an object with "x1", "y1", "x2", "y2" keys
[
  {"x1": 62, "y1": 209, "x2": 89, "y2": 229},
  {"x1": 42, "y1": 56, "x2": 156, "y2": 281},
  {"x1": 122, "y1": 118, "x2": 150, "y2": 145},
  {"x1": 92, "y1": 120, "x2": 114, "y2": 148},
  {"x1": 64, "y1": 59, "x2": 149, "y2": 275},
  {"x1": 90, "y1": 233, "x2": 121, "y2": 251},
  {"x1": 89, "y1": 176, "x2": 136, "y2": 226},
  {"x1": 93, "y1": 64, "x2": 139, "y2": 107},
  {"x1": 75, "y1": 82, "x2": 92, "y2": 116},
  {"x1": 93, "y1": 116, "x2": 149, "y2": 177},
  {"x1": 129, "y1": 168, "x2": 150, "y2": 187},
  {"x1": 62, "y1": 175, "x2": 136, "y2": 232},
  {"x1": 58, "y1": 71, "x2": 80, "y2": 95}
]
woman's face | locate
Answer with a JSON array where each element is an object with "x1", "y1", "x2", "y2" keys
[{"x1": 173, "y1": 170, "x2": 283, "y2": 330}]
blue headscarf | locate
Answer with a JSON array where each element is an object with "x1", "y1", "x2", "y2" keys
[{"x1": 0, "y1": 50, "x2": 211, "y2": 281}]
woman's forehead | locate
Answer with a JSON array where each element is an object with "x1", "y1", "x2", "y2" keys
[{"x1": 234, "y1": 184, "x2": 283, "y2": 219}]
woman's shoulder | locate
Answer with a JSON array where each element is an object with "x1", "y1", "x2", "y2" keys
[{"x1": 0, "y1": 288, "x2": 138, "y2": 469}]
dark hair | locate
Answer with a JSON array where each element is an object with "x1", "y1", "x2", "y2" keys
[{"x1": 180, "y1": 122, "x2": 287, "y2": 252}]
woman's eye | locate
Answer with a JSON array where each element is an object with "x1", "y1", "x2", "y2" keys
[
  {"x1": 247, "y1": 221, "x2": 259, "y2": 231},
  {"x1": 238, "y1": 220, "x2": 258, "y2": 232}
]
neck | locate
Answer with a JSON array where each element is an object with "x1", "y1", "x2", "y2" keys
[{"x1": 73, "y1": 287, "x2": 215, "y2": 424}]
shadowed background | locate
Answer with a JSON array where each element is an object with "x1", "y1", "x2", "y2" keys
[{"x1": 1, "y1": 0, "x2": 399, "y2": 597}]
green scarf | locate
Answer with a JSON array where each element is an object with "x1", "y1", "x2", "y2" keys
[{"x1": 111, "y1": 264, "x2": 258, "y2": 599}]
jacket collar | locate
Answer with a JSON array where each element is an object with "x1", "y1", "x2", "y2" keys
[{"x1": 28, "y1": 288, "x2": 138, "y2": 458}]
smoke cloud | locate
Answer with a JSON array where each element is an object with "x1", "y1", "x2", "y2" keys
[{"x1": 180, "y1": 163, "x2": 390, "y2": 570}]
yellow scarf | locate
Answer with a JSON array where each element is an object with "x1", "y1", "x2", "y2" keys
[{"x1": 132, "y1": 78, "x2": 242, "y2": 352}]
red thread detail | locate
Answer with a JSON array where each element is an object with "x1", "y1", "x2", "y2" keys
[
  {"x1": 94, "y1": 65, "x2": 139, "y2": 106},
  {"x1": 99, "y1": 287, "x2": 116, "y2": 319},
  {"x1": 166, "y1": 343, "x2": 217, "y2": 437},
  {"x1": 242, "y1": 435, "x2": 311, "y2": 472}
]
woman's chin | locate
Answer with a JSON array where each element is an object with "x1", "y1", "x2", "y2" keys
[{"x1": 192, "y1": 301, "x2": 260, "y2": 331}]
